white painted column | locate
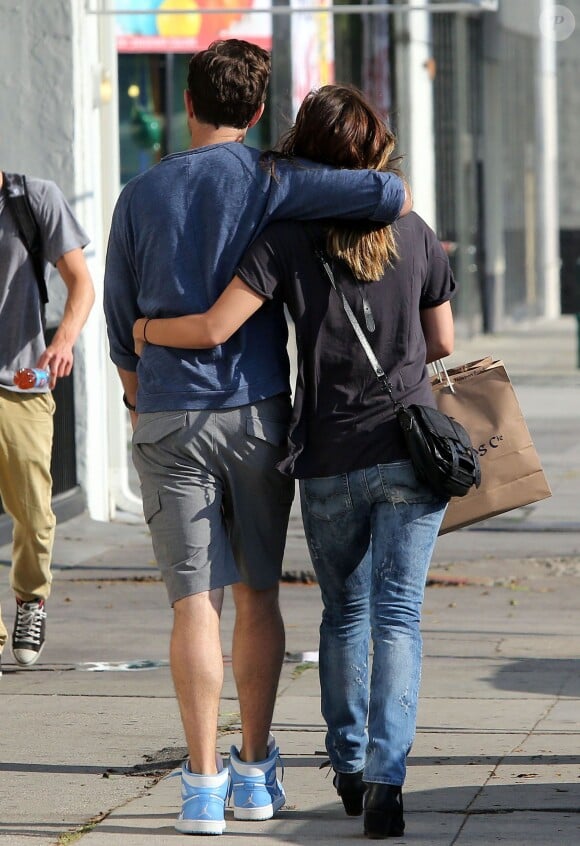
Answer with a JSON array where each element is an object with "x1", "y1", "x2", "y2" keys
[
  {"x1": 97, "y1": 0, "x2": 144, "y2": 518},
  {"x1": 71, "y1": 0, "x2": 112, "y2": 521},
  {"x1": 99, "y1": 1, "x2": 143, "y2": 518},
  {"x1": 394, "y1": 0, "x2": 436, "y2": 229},
  {"x1": 73, "y1": 0, "x2": 142, "y2": 520}
]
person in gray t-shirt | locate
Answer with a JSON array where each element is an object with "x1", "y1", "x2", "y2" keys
[{"x1": 0, "y1": 172, "x2": 95, "y2": 675}]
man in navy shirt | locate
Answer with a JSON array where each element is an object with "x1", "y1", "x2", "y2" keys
[{"x1": 104, "y1": 39, "x2": 410, "y2": 836}]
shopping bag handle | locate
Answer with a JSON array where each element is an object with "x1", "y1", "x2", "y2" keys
[{"x1": 430, "y1": 359, "x2": 455, "y2": 393}]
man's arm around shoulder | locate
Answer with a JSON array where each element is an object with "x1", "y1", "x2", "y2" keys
[{"x1": 264, "y1": 159, "x2": 411, "y2": 226}]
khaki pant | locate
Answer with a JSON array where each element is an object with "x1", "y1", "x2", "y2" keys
[{"x1": 0, "y1": 388, "x2": 56, "y2": 650}]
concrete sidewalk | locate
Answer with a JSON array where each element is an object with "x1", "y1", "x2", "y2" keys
[{"x1": 1, "y1": 316, "x2": 579, "y2": 845}]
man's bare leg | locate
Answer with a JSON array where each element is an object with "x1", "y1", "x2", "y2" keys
[
  {"x1": 231, "y1": 582, "x2": 285, "y2": 762},
  {"x1": 170, "y1": 588, "x2": 224, "y2": 773}
]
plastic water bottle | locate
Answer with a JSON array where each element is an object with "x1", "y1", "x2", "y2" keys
[{"x1": 13, "y1": 368, "x2": 50, "y2": 389}]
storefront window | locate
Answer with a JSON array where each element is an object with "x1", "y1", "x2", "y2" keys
[
  {"x1": 118, "y1": 53, "x2": 188, "y2": 184},
  {"x1": 118, "y1": 52, "x2": 269, "y2": 185}
]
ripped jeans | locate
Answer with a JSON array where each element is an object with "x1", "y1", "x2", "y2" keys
[{"x1": 300, "y1": 460, "x2": 447, "y2": 786}]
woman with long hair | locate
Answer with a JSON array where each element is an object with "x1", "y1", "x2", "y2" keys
[{"x1": 133, "y1": 84, "x2": 455, "y2": 839}]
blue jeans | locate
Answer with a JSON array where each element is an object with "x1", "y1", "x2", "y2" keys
[{"x1": 300, "y1": 460, "x2": 447, "y2": 787}]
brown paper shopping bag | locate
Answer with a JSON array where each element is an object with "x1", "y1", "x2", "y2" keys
[{"x1": 431, "y1": 358, "x2": 552, "y2": 534}]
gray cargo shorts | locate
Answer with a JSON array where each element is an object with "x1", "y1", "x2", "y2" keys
[{"x1": 132, "y1": 394, "x2": 295, "y2": 605}]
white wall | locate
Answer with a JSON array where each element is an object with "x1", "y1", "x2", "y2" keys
[
  {"x1": 393, "y1": 1, "x2": 436, "y2": 229},
  {"x1": 0, "y1": 0, "x2": 117, "y2": 520}
]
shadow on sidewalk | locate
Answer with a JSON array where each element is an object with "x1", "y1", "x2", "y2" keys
[
  {"x1": 488, "y1": 658, "x2": 580, "y2": 697},
  {"x1": 2, "y1": 781, "x2": 576, "y2": 843}
]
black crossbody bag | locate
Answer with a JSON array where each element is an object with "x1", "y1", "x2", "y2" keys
[{"x1": 316, "y1": 250, "x2": 481, "y2": 499}]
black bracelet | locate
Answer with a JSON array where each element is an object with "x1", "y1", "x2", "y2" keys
[
  {"x1": 143, "y1": 318, "x2": 152, "y2": 344},
  {"x1": 122, "y1": 392, "x2": 136, "y2": 412}
]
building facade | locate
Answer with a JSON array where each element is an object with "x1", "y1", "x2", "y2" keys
[{"x1": 0, "y1": 0, "x2": 575, "y2": 525}]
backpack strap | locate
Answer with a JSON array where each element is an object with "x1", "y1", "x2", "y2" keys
[{"x1": 2, "y1": 172, "x2": 49, "y2": 304}]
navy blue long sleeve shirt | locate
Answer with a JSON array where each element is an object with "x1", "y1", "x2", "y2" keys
[{"x1": 104, "y1": 142, "x2": 404, "y2": 412}]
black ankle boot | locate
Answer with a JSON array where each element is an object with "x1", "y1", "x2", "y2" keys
[
  {"x1": 363, "y1": 783, "x2": 405, "y2": 839},
  {"x1": 333, "y1": 770, "x2": 366, "y2": 816}
]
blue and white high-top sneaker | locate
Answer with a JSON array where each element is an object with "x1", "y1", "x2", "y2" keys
[
  {"x1": 175, "y1": 756, "x2": 229, "y2": 835},
  {"x1": 228, "y1": 734, "x2": 286, "y2": 821}
]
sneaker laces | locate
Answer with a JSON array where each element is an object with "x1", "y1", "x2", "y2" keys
[
  {"x1": 14, "y1": 601, "x2": 46, "y2": 646},
  {"x1": 318, "y1": 759, "x2": 333, "y2": 780},
  {"x1": 267, "y1": 743, "x2": 286, "y2": 785},
  {"x1": 267, "y1": 734, "x2": 285, "y2": 784},
  {"x1": 277, "y1": 751, "x2": 285, "y2": 784}
]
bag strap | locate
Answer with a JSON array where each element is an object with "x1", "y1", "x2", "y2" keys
[
  {"x1": 315, "y1": 248, "x2": 402, "y2": 410},
  {"x1": 2, "y1": 172, "x2": 49, "y2": 305}
]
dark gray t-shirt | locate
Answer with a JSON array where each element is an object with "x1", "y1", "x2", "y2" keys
[
  {"x1": 0, "y1": 177, "x2": 89, "y2": 391},
  {"x1": 237, "y1": 212, "x2": 456, "y2": 478}
]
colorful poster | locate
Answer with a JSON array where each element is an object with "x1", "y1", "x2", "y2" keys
[
  {"x1": 290, "y1": 0, "x2": 334, "y2": 117},
  {"x1": 115, "y1": 0, "x2": 272, "y2": 53}
]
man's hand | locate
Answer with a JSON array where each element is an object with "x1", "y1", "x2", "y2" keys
[
  {"x1": 399, "y1": 178, "x2": 413, "y2": 218},
  {"x1": 39, "y1": 247, "x2": 95, "y2": 389},
  {"x1": 37, "y1": 339, "x2": 74, "y2": 390}
]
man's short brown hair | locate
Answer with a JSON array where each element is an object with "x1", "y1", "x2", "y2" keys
[{"x1": 187, "y1": 39, "x2": 271, "y2": 129}]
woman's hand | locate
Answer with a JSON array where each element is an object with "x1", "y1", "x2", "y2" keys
[{"x1": 133, "y1": 317, "x2": 147, "y2": 357}]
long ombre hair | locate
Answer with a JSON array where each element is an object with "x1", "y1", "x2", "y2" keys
[{"x1": 278, "y1": 85, "x2": 401, "y2": 282}]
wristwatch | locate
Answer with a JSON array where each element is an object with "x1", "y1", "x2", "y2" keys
[{"x1": 122, "y1": 392, "x2": 136, "y2": 412}]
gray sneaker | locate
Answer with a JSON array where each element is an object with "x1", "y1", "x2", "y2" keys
[{"x1": 12, "y1": 599, "x2": 46, "y2": 666}]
